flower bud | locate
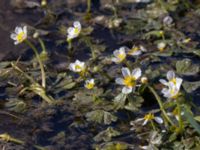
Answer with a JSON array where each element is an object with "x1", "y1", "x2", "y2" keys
[{"x1": 141, "y1": 77, "x2": 148, "y2": 84}]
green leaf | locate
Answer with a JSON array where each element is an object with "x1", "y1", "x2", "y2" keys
[
  {"x1": 194, "y1": 116, "x2": 200, "y2": 123},
  {"x1": 183, "y1": 81, "x2": 200, "y2": 93},
  {"x1": 183, "y1": 106, "x2": 200, "y2": 135},
  {"x1": 113, "y1": 93, "x2": 127, "y2": 110},
  {"x1": 5, "y1": 99, "x2": 27, "y2": 113},
  {"x1": 176, "y1": 59, "x2": 199, "y2": 75},
  {"x1": 86, "y1": 110, "x2": 117, "y2": 125},
  {"x1": 125, "y1": 95, "x2": 144, "y2": 112},
  {"x1": 94, "y1": 127, "x2": 120, "y2": 142}
]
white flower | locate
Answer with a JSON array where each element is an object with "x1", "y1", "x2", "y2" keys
[
  {"x1": 163, "y1": 16, "x2": 173, "y2": 26},
  {"x1": 135, "y1": 113, "x2": 163, "y2": 126},
  {"x1": 67, "y1": 21, "x2": 81, "y2": 41},
  {"x1": 157, "y1": 42, "x2": 166, "y2": 51},
  {"x1": 85, "y1": 79, "x2": 95, "y2": 89},
  {"x1": 160, "y1": 70, "x2": 182, "y2": 90},
  {"x1": 115, "y1": 67, "x2": 141, "y2": 94},
  {"x1": 69, "y1": 60, "x2": 85, "y2": 73},
  {"x1": 10, "y1": 26, "x2": 27, "y2": 45},
  {"x1": 127, "y1": 45, "x2": 146, "y2": 56},
  {"x1": 111, "y1": 47, "x2": 127, "y2": 63},
  {"x1": 160, "y1": 71, "x2": 183, "y2": 99}
]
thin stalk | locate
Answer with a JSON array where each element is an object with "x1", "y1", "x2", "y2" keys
[
  {"x1": 12, "y1": 62, "x2": 54, "y2": 104},
  {"x1": 148, "y1": 85, "x2": 174, "y2": 126},
  {"x1": 0, "y1": 133, "x2": 45, "y2": 150},
  {"x1": 176, "y1": 101, "x2": 183, "y2": 133},
  {"x1": 87, "y1": 0, "x2": 91, "y2": 14},
  {"x1": 38, "y1": 38, "x2": 47, "y2": 53},
  {"x1": 25, "y1": 40, "x2": 46, "y2": 88},
  {"x1": 150, "y1": 120, "x2": 156, "y2": 131},
  {"x1": 11, "y1": 62, "x2": 36, "y2": 83}
]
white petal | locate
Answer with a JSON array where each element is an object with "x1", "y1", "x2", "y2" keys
[
  {"x1": 159, "y1": 79, "x2": 168, "y2": 86},
  {"x1": 23, "y1": 26, "x2": 27, "y2": 35},
  {"x1": 122, "y1": 86, "x2": 132, "y2": 94},
  {"x1": 15, "y1": 27, "x2": 22, "y2": 34},
  {"x1": 113, "y1": 49, "x2": 120, "y2": 57},
  {"x1": 67, "y1": 27, "x2": 74, "y2": 34},
  {"x1": 135, "y1": 118, "x2": 144, "y2": 123},
  {"x1": 73, "y1": 21, "x2": 81, "y2": 30},
  {"x1": 111, "y1": 57, "x2": 119, "y2": 63},
  {"x1": 142, "y1": 119, "x2": 148, "y2": 126},
  {"x1": 132, "y1": 68, "x2": 142, "y2": 79},
  {"x1": 167, "y1": 70, "x2": 175, "y2": 81},
  {"x1": 69, "y1": 63, "x2": 75, "y2": 71},
  {"x1": 132, "y1": 50, "x2": 142, "y2": 56},
  {"x1": 10, "y1": 33, "x2": 17, "y2": 40},
  {"x1": 154, "y1": 117, "x2": 163, "y2": 124},
  {"x1": 14, "y1": 41, "x2": 19, "y2": 45},
  {"x1": 122, "y1": 67, "x2": 131, "y2": 77},
  {"x1": 119, "y1": 46, "x2": 128, "y2": 52},
  {"x1": 175, "y1": 77, "x2": 183, "y2": 89},
  {"x1": 115, "y1": 78, "x2": 124, "y2": 85}
]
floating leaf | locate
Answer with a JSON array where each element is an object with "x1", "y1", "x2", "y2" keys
[
  {"x1": 73, "y1": 88, "x2": 104, "y2": 108},
  {"x1": 86, "y1": 110, "x2": 117, "y2": 125},
  {"x1": 193, "y1": 50, "x2": 200, "y2": 57},
  {"x1": 176, "y1": 59, "x2": 199, "y2": 75},
  {"x1": 183, "y1": 81, "x2": 200, "y2": 93},
  {"x1": 5, "y1": 99, "x2": 27, "y2": 113},
  {"x1": 125, "y1": 95, "x2": 144, "y2": 112},
  {"x1": 113, "y1": 93, "x2": 127, "y2": 110},
  {"x1": 94, "y1": 127, "x2": 120, "y2": 142}
]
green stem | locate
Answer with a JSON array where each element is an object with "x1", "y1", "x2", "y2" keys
[
  {"x1": 148, "y1": 85, "x2": 174, "y2": 126},
  {"x1": 150, "y1": 120, "x2": 156, "y2": 131},
  {"x1": 38, "y1": 38, "x2": 47, "y2": 53},
  {"x1": 25, "y1": 40, "x2": 46, "y2": 88},
  {"x1": 87, "y1": 0, "x2": 91, "y2": 13},
  {"x1": 0, "y1": 133, "x2": 46, "y2": 150},
  {"x1": 176, "y1": 101, "x2": 183, "y2": 133},
  {"x1": 11, "y1": 62, "x2": 36, "y2": 83}
]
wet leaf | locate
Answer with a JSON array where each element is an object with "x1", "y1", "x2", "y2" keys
[
  {"x1": 5, "y1": 99, "x2": 27, "y2": 113},
  {"x1": 183, "y1": 81, "x2": 200, "y2": 93},
  {"x1": 94, "y1": 127, "x2": 120, "y2": 142},
  {"x1": 176, "y1": 59, "x2": 199, "y2": 75},
  {"x1": 125, "y1": 95, "x2": 144, "y2": 112},
  {"x1": 113, "y1": 93, "x2": 127, "y2": 110},
  {"x1": 86, "y1": 110, "x2": 117, "y2": 125}
]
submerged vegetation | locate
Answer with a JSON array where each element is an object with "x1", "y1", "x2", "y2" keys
[{"x1": 0, "y1": 0, "x2": 200, "y2": 149}]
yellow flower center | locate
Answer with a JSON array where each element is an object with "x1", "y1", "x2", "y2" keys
[
  {"x1": 144, "y1": 113, "x2": 155, "y2": 121},
  {"x1": 85, "y1": 82, "x2": 94, "y2": 89},
  {"x1": 117, "y1": 53, "x2": 126, "y2": 61},
  {"x1": 170, "y1": 88, "x2": 179, "y2": 99},
  {"x1": 170, "y1": 78, "x2": 177, "y2": 84},
  {"x1": 75, "y1": 65, "x2": 82, "y2": 70},
  {"x1": 128, "y1": 47, "x2": 139, "y2": 55},
  {"x1": 74, "y1": 27, "x2": 80, "y2": 34},
  {"x1": 123, "y1": 76, "x2": 136, "y2": 87},
  {"x1": 16, "y1": 32, "x2": 25, "y2": 43}
]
